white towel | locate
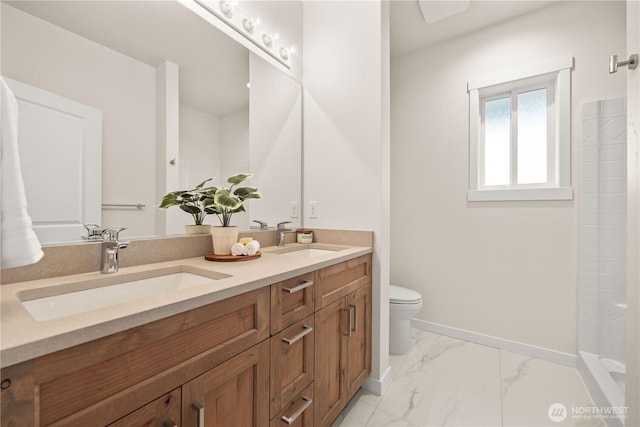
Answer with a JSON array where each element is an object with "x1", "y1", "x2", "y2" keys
[
  {"x1": 231, "y1": 242, "x2": 245, "y2": 256},
  {"x1": 1, "y1": 77, "x2": 43, "y2": 269},
  {"x1": 245, "y1": 240, "x2": 260, "y2": 256}
]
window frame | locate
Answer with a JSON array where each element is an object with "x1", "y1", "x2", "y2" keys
[{"x1": 468, "y1": 56, "x2": 574, "y2": 201}]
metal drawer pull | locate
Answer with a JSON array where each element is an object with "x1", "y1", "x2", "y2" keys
[
  {"x1": 350, "y1": 304, "x2": 358, "y2": 332},
  {"x1": 281, "y1": 396, "x2": 313, "y2": 425},
  {"x1": 163, "y1": 419, "x2": 177, "y2": 427},
  {"x1": 282, "y1": 325, "x2": 313, "y2": 345},
  {"x1": 283, "y1": 279, "x2": 314, "y2": 293},
  {"x1": 192, "y1": 402, "x2": 204, "y2": 427},
  {"x1": 343, "y1": 308, "x2": 352, "y2": 337}
]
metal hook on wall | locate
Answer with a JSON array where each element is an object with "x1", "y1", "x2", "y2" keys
[{"x1": 609, "y1": 53, "x2": 639, "y2": 74}]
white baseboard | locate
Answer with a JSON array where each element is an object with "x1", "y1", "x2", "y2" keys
[
  {"x1": 411, "y1": 318, "x2": 577, "y2": 367},
  {"x1": 362, "y1": 365, "x2": 393, "y2": 396}
]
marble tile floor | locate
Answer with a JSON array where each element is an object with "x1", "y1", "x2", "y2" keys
[{"x1": 333, "y1": 329, "x2": 605, "y2": 427}]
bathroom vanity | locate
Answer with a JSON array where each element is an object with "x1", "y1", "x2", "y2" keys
[{"x1": 0, "y1": 242, "x2": 372, "y2": 427}]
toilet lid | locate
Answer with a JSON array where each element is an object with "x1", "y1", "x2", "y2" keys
[{"x1": 389, "y1": 285, "x2": 422, "y2": 304}]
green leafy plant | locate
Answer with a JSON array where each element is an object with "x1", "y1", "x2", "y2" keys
[{"x1": 159, "y1": 173, "x2": 261, "y2": 226}]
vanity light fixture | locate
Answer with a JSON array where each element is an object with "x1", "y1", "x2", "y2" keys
[
  {"x1": 242, "y1": 17, "x2": 256, "y2": 33},
  {"x1": 219, "y1": 0, "x2": 233, "y2": 17},
  {"x1": 262, "y1": 33, "x2": 273, "y2": 48},
  {"x1": 194, "y1": 0, "x2": 293, "y2": 69}
]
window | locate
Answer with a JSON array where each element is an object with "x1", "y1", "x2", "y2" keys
[{"x1": 468, "y1": 56, "x2": 574, "y2": 201}]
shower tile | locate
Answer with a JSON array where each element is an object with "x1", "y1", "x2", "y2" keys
[
  {"x1": 601, "y1": 177, "x2": 624, "y2": 194},
  {"x1": 579, "y1": 302, "x2": 598, "y2": 320},
  {"x1": 599, "y1": 274, "x2": 625, "y2": 291},
  {"x1": 580, "y1": 195, "x2": 598, "y2": 210},
  {"x1": 599, "y1": 194, "x2": 625, "y2": 210},
  {"x1": 580, "y1": 162, "x2": 599, "y2": 179},
  {"x1": 582, "y1": 146, "x2": 599, "y2": 162},
  {"x1": 599, "y1": 145, "x2": 624, "y2": 161},
  {"x1": 598, "y1": 117, "x2": 627, "y2": 143},
  {"x1": 580, "y1": 178, "x2": 599, "y2": 194},
  {"x1": 500, "y1": 351, "x2": 604, "y2": 427},
  {"x1": 581, "y1": 119, "x2": 598, "y2": 145},
  {"x1": 579, "y1": 225, "x2": 598, "y2": 242},
  {"x1": 600, "y1": 226, "x2": 624, "y2": 243},
  {"x1": 600, "y1": 97, "x2": 626, "y2": 115},
  {"x1": 601, "y1": 161, "x2": 624, "y2": 177},
  {"x1": 578, "y1": 257, "x2": 599, "y2": 274},
  {"x1": 582, "y1": 101, "x2": 599, "y2": 118},
  {"x1": 579, "y1": 240, "x2": 598, "y2": 257},
  {"x1": 578, "y1": 272, "x2": 598, "y2": 288},
  {"x1": 600, "y1": 209, "x2": 624, "y2": 227},
  {"x1": 578, "y1": 287, "x2": 597, "y2": 304},
  {"x1": 599, "y1": 257, "x2": 625, "y2": 276}
]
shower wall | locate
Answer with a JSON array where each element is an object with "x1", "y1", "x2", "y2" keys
[{"x1": 579, "y1": 97, "x2": 627, "y2": 363}]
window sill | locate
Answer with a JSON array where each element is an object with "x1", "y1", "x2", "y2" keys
[{"x1": 467, "y1": 187, "x2": 573, "y2": 202}]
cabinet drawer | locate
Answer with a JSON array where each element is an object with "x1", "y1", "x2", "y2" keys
[
  {"x1": 315, "y1": 255, "x2": 371, "y2": 308},
  {"x1": 271, "y1": 272, "x2": 315, "y2": 334},
  {"x1": 270, "y1": 384, "x2": 314, "y2": 427},
  {"x1": 30, "y1": 287, "x2": 270, "y2": 427},
  {"x1": 271, "y1": 316, "x2": 315, "y2": 418},
  {"x1": 108, "y1": 388, "x2": 181, "y2": 427}
]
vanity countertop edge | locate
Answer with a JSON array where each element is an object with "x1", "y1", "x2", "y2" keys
[{"x1": 0, "y1": 243, "x2": 372, "y2": 369}]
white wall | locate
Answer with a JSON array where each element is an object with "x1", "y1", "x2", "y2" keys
[
  {"x1": 1, "y1": 4, "x2": 157, "y2": 239},
  {"x1": 220, "y1": 109, "x2": 250, "y2": 228},
  {"x1": 179, "y1": 105, "x2": 221, "y2": 192},
  {"x1": 303, "y1": 1, "x2": 390, "y2": 389},
  {"x1": 391, "y1": 1, "x2": 626, "y2": 355}
]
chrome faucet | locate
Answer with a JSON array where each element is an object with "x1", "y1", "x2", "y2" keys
[
  {"x1": 277, "y1": 221, "x2": 293, "y2": 247},
  {"x1": 101, "y1": 226, "x2": 129, "y2": 274},
  {"x1": 253, "y1": 219, "x2": 268, "y2": 230}
]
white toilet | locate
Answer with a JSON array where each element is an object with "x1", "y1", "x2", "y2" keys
[{"x1": 389, "y1": 285, "x2": 423, "y2": 354}]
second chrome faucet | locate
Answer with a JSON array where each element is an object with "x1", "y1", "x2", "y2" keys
[{"x1": 101, "y1": 226, "x2": 129, "y2": 274}]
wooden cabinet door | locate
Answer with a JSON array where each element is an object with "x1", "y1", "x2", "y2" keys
[
  {"x1": 270, "y1": 316, "x2": 315, "y2": 417},
  {"x1": 314, "y1": 298, "x2": 348, "y2": 427},
  {"x1": 182, "y1": 341, "x2": 269, "y2": 427},
  {"x1": 345, "y1": 284, "x2": 372, "y2": 398},
  {"x1": 271, "y1": 272, "x2": 315, "y2": 334},
  {"x1": 108, "y1": 388, "x2": 181, "y2": 427}
]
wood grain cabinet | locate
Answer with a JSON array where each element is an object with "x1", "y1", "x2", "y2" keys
[
  {"x1": 107, "y1": 388, "x2": 181, "y2": 427},
  {"x1": 314, "y1": 255, "x2": 372, "y2": 427},
  {"x1": 0, "y1": 254, "x2": 372, "y2": 427},
  {"x1": 182, "y1": 341, "x2": 270, "y2": 427}
]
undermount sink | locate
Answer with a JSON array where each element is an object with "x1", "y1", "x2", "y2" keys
[
  {"x1": 280, "y1": 248, "x2": 338, "y2": 258},
  {"x1": 17, "y1": 266, "x2": 230, "y2": 321}
]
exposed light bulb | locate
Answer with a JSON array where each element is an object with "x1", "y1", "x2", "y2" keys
[
  {"x1": 219, "y1": 0, "x2": 233, "y2": 17},
  {"x1": 279, "y1": 47, "x2": 290, "y2": 61},
  {"x1": 262, "y1": 33, "x2": 273, "y2": 48},
  {"x1": 242, "y1": 18, "x2": 256, "y2": 33}
]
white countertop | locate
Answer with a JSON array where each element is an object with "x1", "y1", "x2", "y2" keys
[{"x1": 0, "y1": 243, "x2": 371, "y2": 369}]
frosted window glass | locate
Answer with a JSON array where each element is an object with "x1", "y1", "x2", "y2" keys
[
  {"x1": 517, "y1": 89, "x2": 547, "y2": 184},
  {"x1": 484, "y1": 97, "x2": 511, "y2": 186}
]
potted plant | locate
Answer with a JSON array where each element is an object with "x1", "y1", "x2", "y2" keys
[{"x1": 159, "y1": 174, "x2": 261, "y2": 254}]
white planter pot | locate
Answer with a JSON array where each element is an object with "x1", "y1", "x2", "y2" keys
[
  {"x1": 185, "y1": 224, "x2": 212, "y2": 235},
  {"x1": 210, "y1": 226, "x2": 239, "y2": 255}
]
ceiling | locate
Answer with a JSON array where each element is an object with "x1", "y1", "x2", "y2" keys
[{"x1": 390, "y1": 0, "x2": 559, "y2": 57}]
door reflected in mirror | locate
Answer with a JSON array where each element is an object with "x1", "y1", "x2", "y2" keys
[{"x1": 0, "y1": 0, "x2": 301, "y2": 244}]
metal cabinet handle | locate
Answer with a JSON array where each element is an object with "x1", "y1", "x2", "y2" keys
[
  {"x1": 281, "y1": 396, "x2": 313, "y2": 425},
  {"x1": 282, "y1": 325, "x2": 313, "y2": 345},
  {"x1": 282, "y1": 279, "x2": 314, "y2": 294},
  {"x1": 343, "y1": 308, "x2": 352, "y2": 337},
  {"x1": 192, "y1": 402, "x2": 204, "y2": 427},
  {"x1": 349, "y1": 304, "x2": 357, "y2": 333},
  {"x1": 163, "y1": 419, "x2": 177, "y2": 427}
]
